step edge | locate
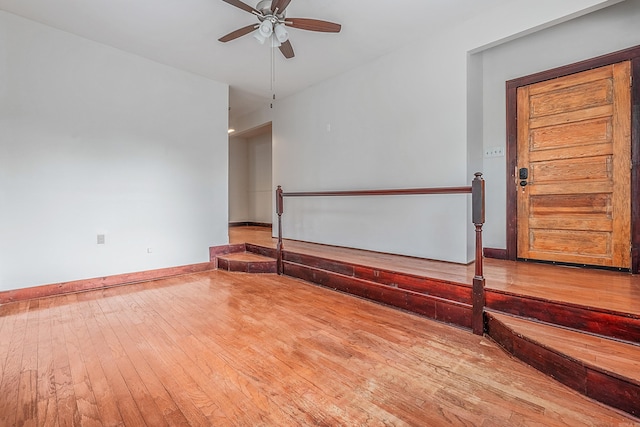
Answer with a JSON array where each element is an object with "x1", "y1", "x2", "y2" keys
[
  {"x1": 486, "y1": 311, "x2": 640, "y2": 387},
  {"x1": 285, "y1": 260, "x2": 472, "y2": 308},
  {"x1": 487, "y1": 309, "x2": 640, "y2": 348},
  {"x1": 283, "y1": 260, "x2": 473, "y2": 330},
  {"x1": 281, "y1": 250, "x2": 472, "y2": 304},
  {"x1": 217, "y1": 253, "x2": 277, "y2": 263}
]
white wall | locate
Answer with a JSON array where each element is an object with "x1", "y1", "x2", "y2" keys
[
  {"x1": 228, "y1": 131, "x2": 273, "y2": 224},
  {"x1": 231, "y1": 107, "x2": 273, "y2": 136},
  {"x1": 0, "y1": 11, "x2": 229, "y2": 291},
  {"x1": 247, "y1": 132, "x2": 273, "y2": 223},
  {"x1": 273, "y1": 47, "x2": 470, "y2": 262},
  {"x1": 272, "y1": 0, "x2": 617, "y2": 263},
  {"x1": 229, "y1": 137, "x2": 250, "y2": 222},
  {"x1": 481, "y1": 0, "x2": 640, "y2": 249}
]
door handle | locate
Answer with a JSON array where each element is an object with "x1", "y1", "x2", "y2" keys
[{"x1": 518, "y1": 167, "x2": 531, "y2": 189}]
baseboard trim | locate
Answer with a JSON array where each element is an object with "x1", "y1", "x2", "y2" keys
[
  {"x1": 0, "y1": 261, "x2": 215, "y2": 304},
  {"x1": 483, "y1": 247, "x2": 508, "y2": 260},
  {"x1": 229, "y1": 222, "x2": 272, "y2": 228}
]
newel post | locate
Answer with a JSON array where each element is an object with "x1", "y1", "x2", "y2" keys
[
  {"x1": 276, "y1": 186, "x2": 284, "y2": 275},
  {"x1": 471, "y1": 172, "x2": 486, "y2": 335}
]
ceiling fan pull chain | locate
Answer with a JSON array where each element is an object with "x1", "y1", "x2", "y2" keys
[{"x1": 270, "y1": 43, "x2": 275, "y2": 108}]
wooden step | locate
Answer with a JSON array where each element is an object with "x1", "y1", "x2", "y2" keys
[
  {"x1": 283, "y1": 260, "x2": 472, "y2": 330},
  {"x1": 245, "y1": 243, "x2": 278, "y2": 259},
  {"x1": 284, "y1": 251, "x2": 472, "y2": 304},
  {"x1": 216, "y1": 252, "x2": 277, "y2": 274},
  {"x1": 486, "y1": 311, "x2": 640, "y2": 418},
  {"x1": 486, "y1": 289, "x2": 640, "y2": 344}
]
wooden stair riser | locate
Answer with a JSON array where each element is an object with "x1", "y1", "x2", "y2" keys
[
  {"x1": 587, "y1": 370, "x2": 640, "y2": 418},
  {"x1": 487, "y1": 315, "x2": 588, "y2": 391},
  {"x1": 283, "y1": 261, "x2": 472, "y2": 330},
  {"x1": 486, "y1": 314, "x2": 640, "y2": 418},
  {"x1": 216, "y1": 257, "x2": 277, "y2": 274},
  {"x1": 284, "y1": 252, "x2": 472, "y2": 304},
  {"x1": 487, "y1": 291, "x2": 640, "y2": 344},
  {"x1": 246, "y1": 243, "x2": 278, "y2": 259}
]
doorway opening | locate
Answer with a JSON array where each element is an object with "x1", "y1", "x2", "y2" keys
[{"x1": 228, "y1": 122, "x2": 273, "y2": 228}]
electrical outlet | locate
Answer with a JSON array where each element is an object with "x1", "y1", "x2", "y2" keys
[
  {"x1": 484, "y1": 146, "x2": 505, "y2": 158},
  {"x1": 97, "y1": 234, "x2": 105, "y2": 244}
]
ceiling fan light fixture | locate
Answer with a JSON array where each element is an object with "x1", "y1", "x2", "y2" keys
[
  {"x1": 253, "y1": 30, "x2": 267, "y2": 44},
  {"x1": 270, "y1": 36, "x2": 281, "y2": 48},
  {"x1": 258, "y1": 20, "x2": 273, "y2": 37},
  {"x1": 274, "y1": 23, "x2": 288, "y2": 43}
]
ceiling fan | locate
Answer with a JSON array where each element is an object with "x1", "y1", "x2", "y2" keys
[{"x1": 218, "y1": 0, "x2": 342, "y2": 59}]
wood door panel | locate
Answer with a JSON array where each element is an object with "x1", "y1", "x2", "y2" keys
[
  {"x1": 530, "y1": 193, "x2": 611, "y2": 216},
  {"x1": 529, "y1": 218, "x2": 612, "y2": 232},
  {"x1": 525, "y1": 252, "x2": 614, "y2": 267},
  {"x1": 529, "y1": 229, "x2": 611, "y2": 256},
  {"x1": 529, "y1": 105, "x2": 613, "y2": 129},
  {"x1": 528, "y1": 182, "x2": 614, "y2": 196},
  {"x1": 531, "y1": 156, "x2": 612, "y2": 182},
  {"x1": 530, "y1": 118, "x2": 612, "y2": 150},
  {"x1": 530, "y1": 193, "x2": 613, "y2": 233},
  {"x1": 529, "y1": 80, "x2": 613, "y2": 117},
  {"x1": 528, "y1": 66, "x2": 614, "y2": 94},
  {"x1": 529, "y1": 144, "x2": 613, "y2": 162},
  {"x1": 517, "y1": 61, "x2": 631, "y2": 268}
]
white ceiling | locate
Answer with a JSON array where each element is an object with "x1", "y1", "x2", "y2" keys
[{"x1": 0, "y1": 0, "x2": 509, "y2": 119}]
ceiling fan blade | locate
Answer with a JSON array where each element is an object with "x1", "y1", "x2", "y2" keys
[
  {"x1": 221, "y1": 0, "x2": 260, "y2": 15},
  {"x1": 271, "y1": 0, "x2": 292, "y2": 14},
  {"x1": 218, "y1": 24, "x2": 258, "y2": 42},
  {"x1": 279, "y1": 40, "x2": 295, "y2": 59},
  {"x1": 285, "y1": 18, "x2": 341, "y2": 33}
]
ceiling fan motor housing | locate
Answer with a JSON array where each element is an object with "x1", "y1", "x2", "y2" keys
[{"x1": 256, "y1": 0, "x2": 285, "y2": 19}]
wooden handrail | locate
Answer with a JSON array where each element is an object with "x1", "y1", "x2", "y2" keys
[
  {"x1": 275, "y1": 172, "x2": 486, "y2": 335},
  {"x1": 281, "y1": 186, "x2": 472, "y2": 197}
]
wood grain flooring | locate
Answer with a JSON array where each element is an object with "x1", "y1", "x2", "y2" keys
[
  {"x1": 0, "y1": 270, "x2": 638, "y2": 426},
  {"x1": 230, "y1": 226, "x2": 640, "y2": 316}
]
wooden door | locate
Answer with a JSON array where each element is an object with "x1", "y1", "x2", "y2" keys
[{"x1": 516, "y1": 61, "x2": 631, "y2": 268}]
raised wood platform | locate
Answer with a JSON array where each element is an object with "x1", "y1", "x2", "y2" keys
[{"x1": 219, "y1": 226, "x2": 640, "y2": 419}]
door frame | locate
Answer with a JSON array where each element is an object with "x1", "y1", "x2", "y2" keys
[{"x1": 505, "y1": 45, "x2": 640, "y2": 273}]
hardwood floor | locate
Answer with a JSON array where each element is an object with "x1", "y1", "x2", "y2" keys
[
  {"x1": 231, "y1": 226, "x2": 640, "y2": 316},
  {"x1": 0, "y1": 270, "x2": 637, "y2": 425}
]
